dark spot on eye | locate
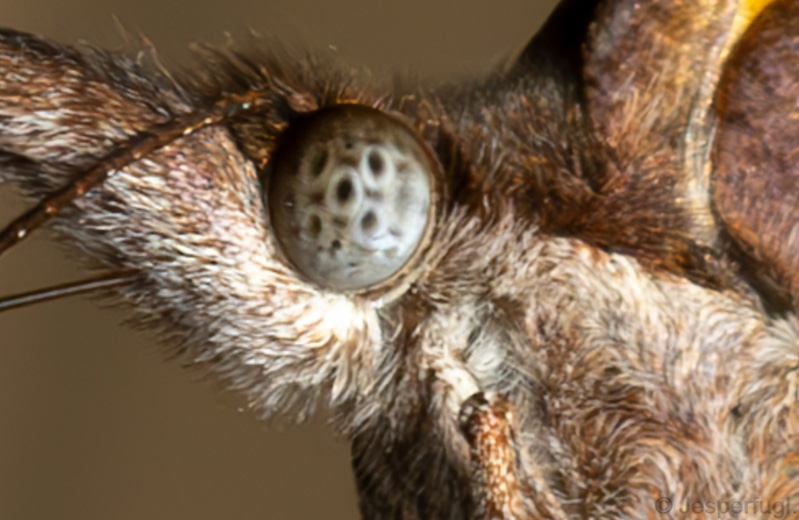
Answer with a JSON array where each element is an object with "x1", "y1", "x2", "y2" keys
[
  {"x1": 361, "y1": 211, "x2": 377, "y2": 231},
  {"x1": 311, "y1": 149, "x2": 328, "y2": 177},
  {"x1": 368, "y1": 151, "x2": 384, "y2": 176},
  {"x1": 309, "y1": 215, "x2": 322, "y2": 238},
  {"x1": 336, "y1": 179, "x2": 353, "y2": 203},
  {"x1": 345, "y1": 141, "x2": 354, "y2": 149},
  {"x1": 331, "y1": 239, "x2": 342, "y2": 250}
]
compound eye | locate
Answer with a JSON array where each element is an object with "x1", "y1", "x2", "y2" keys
[{"x1": 268, "y1": 105, "x2": 437, "y2": 292}]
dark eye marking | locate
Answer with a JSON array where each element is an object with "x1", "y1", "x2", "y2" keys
[{"x1": 268, "y1": 105, "x2": 439, "y2": 292}]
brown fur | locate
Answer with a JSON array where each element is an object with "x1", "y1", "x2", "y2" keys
[{"x1": 1, "y1": 0, "x2": 798, "y2": 518}]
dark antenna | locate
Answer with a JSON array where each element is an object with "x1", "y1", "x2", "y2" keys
[
  {"x1": 0, "y1": 90, "x2": 268, "y2": 259},
  {"x1": 0, "y1": 271, "x2": 137, "y2": 313}
]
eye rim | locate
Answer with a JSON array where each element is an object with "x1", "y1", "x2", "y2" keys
[{"x1": 265, "y1": 103, "x2": 444, "y2": 302}]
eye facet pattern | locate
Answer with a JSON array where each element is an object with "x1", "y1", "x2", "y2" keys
[{"x1": 268, "y1": 106, "x2": 436, "y2": 292}]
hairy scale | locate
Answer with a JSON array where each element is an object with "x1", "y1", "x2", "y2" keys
[{"x1": 2, "y1": 0, "x2": 799, "y2": 518}]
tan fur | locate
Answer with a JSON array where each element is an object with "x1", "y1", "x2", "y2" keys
[{"x1": 1, "y1": 0, "x2": 798, "y2": 517}]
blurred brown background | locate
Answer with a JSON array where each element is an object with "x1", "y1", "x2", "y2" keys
[{"x1": 0, "y1": 1, "x2": 558, "y2": 519}]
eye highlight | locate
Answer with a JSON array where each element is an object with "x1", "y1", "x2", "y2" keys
[{"x1": 268, "y1": 105, "x2": 437, "y2": 292}]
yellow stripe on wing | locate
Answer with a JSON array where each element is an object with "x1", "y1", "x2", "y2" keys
[{"x1": 731, "y1": 0, "x2": 778, "y2": 43}]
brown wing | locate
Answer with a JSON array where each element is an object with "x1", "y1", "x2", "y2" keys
[
  {"x1": 516, "y1": 0, "x2": 778, "y2": 287},
  {"x1": 712, "y1": 0, "x2": 799, "y2": 306},
  {"x1": 582, "y1": 0, "x2": 777, "y2": 245}
]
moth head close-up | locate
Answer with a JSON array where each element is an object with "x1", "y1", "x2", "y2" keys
[{"x1": 2, "y1": 0, "x2": 799, "y2": 519}]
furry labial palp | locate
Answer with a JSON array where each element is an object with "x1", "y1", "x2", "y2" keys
[{"x1": 2, "y1": 0, "x2": 799, "y2": 518}]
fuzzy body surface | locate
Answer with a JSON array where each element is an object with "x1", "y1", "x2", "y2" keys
[{"x1": 1, "y1": 0, "x2": 799, "y2": 518}]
